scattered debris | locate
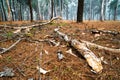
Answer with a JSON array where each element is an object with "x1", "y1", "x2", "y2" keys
[
  {"x1": 100, "y1": 57, "x2": 108, "y2": 64},
  {"x1": 36, "y1": 66, "x2": 50, "y2": 75},
  {"x1": 48, "y1": 39, "x2": 60, "y2": 47},
  {"x1": 66, "y1": 49, "x2": 77, "y2": 57},
  {"x1": 57, "y1": 50, "x2": 64, "y2": 60},
  {"x1": 0, "y1": 55, "x2": 2, "y2": 59},
  {"x1": 28, "y1": 78, "x2": 34, "y2": 80},
  {"x1": 44, "y1": 49, "x2": 49, "y2": 55},
  {"x1": 116, "y1": 57, "x2": 119, "y2": 60},
  {"x1": 91, "y1": 70, "x2": 97, "y2": 74},
  {"x1": 0, "y1": 67, "x2": 14, "y2": 77},
  {"x1": 54, "y1": 28, "x2": 103, "y2": 73}
]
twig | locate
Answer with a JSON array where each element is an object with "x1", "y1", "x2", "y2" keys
[
  {"x1": 11, "y1": 62, "x2": 26, "y2": 77},
  {"x1": 0, "y1": 38, "x2": 22, "y2": 54}
]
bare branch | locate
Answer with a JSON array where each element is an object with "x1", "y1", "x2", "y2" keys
[{"x1": 0, "y1": 38, "x2": 22, "y2": 54}]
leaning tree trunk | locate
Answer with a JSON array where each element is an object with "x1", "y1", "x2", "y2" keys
[
  {"x1": 28, "y1": 0, "x2": 33, "y2": 22},
  {"x1": 77, "y1": 0, "x2": 84, "y2": 22}
]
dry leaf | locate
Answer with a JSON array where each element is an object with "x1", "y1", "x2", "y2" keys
[{"x1": 36, "y1": 66, "x2": 50, "y2": 74}]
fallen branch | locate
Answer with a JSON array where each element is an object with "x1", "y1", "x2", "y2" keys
[
  {"x1": 54, "y1": 28, "x2": 103, "y2": 73},
  {"x1": 0, "y1": 17, "x2": 62, "y2": 34},
  {"x1": 81, "y1": 40, "x2": 120, "y2": 53},
  {"x1": 89, "y1": 28, "x2": 119, "y2": 36},
  {"x1": 0, "y1": 38, "x2": 22, "y2": 54}
]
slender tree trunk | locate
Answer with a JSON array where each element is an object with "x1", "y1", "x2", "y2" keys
[
  {"x1": 100, "y1": 0, "x2": 105, "y2": 21},
  {"x1": 89, "y1": 0, "x2": 92, "y2": 20},
  {"x1": 77, "y1": 0, "x2": 84, "y2": 22},
  {"x1": 6, "y1": 0, "x2": 12, "y2": 21},
  {"x1": 0, "y1": 1, "x2": 4, "y2": 21},
  {"x1": 1, "y1": 0, "x2": 7, "y2": 21},
  {"x1": 60, "y1": 0, "x2": 62, "y2": 17},
  {"x1": 37, "y1": 0, "x2": 40, "y2": 20},
  {"x1": 114, "y1": 1, "x2": 118, "y2": 20},
  {"x1": 20, "y1": 4, "x2": 22, "y2": 21},
  {"x1": 28, "y1": 0, "x2": 33, "y2": 22},
  {"x1": 50, "y1": 0, "x2": 54, "y2": 19},
  {"x1": 66, "y1": 5, "x2": 68, "y2": 20}
]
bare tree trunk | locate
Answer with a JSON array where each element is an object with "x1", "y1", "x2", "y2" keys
[
  {"x1": 100, "y1": 0, "x2": 105, "y2": 21},
  {"x1": 114, "y1": 0, "x2": 118, "y2": 20},
  {"x1": 89, "y1": 0, "x2": 92, "y2": 21},
  {"x1": 60, "y1": 0, "x2": 62, "y2": 17},
  {"x1": 37, "y1": 0, "x2": 40, "y2": 20},
  {"x1": 1, "y1": 0, "x2": 7, "y2": 21},
  {"x1": 77, "y1": 0, "x2": 84, "y2": 22},
  {"x1": 6, "y1": 0, "x2": 12, "y2": 21},
  {"x1": 50, "y1": 0, "x2": 54, "y2": 19},
  {"x1": 28, "y1": 0, "x2": 33, "y2": 22}
]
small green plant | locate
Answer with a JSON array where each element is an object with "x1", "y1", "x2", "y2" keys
[
  {"x1": 4, "y1": 32, "x2": 14, "y2": 39},
  {"x1": 25, "y1": 32, "x2": 33, "y2": 37},
  {"x1": 5, "y1": 56, "x2": 12, "y2": 62}
]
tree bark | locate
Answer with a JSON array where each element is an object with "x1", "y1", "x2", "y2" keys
[
  {"x1": 50, "y1": 0, "x2": 54, "y2": 19},
  {"x1": 6, "y1": 0, "x2": 12, "y2": 21},
  {"x1": 1, "y1": 0, "x2": 7, "y2": 21},
  {"x1": 28, "y1": 0, "x2": 33, "y2": 22},
  {"x1": 89, "y1": 0, "x2": 92, "y2": 21},
  {"x1": 114, "y1": 0, "x2": 118, "y2": 20},
  {"x1": 77, "y1": 0, "x2": 84, "y2": 22},
  {"x1": 100, "y1": 0, "x2": 105, "y2": 21}
]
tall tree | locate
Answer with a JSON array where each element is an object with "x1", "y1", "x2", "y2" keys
[
  {"x1": 0, "y1": 0, "x2": 7, "y2": 21},
  {"x1": 6, "y1": 0, "x2": 12, "y2": 21},
  {"x1": 89, "y1": 0, "x2": 92, "y2": 20},
  {"x1": 28, "y1": 0, "x2": 33, "y2": 21},
  {"x1": 100, "y1": 0, "x2": 105, "y2": 21},
  {"x1": 77, "y1": 0, "x2": 84, "y2": 22},
  {"x1": 50, "y1": 0, "x2": 54, "y2": 19}
]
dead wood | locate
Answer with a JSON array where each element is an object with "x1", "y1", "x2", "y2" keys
[
  {"x1": 89, "y1": 28, "x2": 119, "y2": 36},
  {"x1": 0, "y1": 38, "x2": 22, "y2": 54},
  {"x1": 0, "y1": 17, "x2": 62, "y2": 34},
  {"x1": 81, "y1": 40, "x2": 120, "y2": 53},
  {"x1": 54, "y1": 28, "x2": 103, "y2": 73}
]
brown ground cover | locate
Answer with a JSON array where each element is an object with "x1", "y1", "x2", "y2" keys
[{"x1": 0, "y1": 21, "x2": 120, "y2": 80}]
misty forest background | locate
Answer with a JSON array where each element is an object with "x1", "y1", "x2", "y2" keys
[{"x1": 0, "y1": 0, "x2": 120, "y2": 22}]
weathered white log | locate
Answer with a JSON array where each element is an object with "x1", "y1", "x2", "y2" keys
[
  {"x1": 54, "y1": 28, "x2": 103, "y2": 73},
  {"x1": 71, "y1": 39, "x2": 103, "y2": 73},
  {"x1": 81, "y1": 40, "x2": 120, "y2": 53}
]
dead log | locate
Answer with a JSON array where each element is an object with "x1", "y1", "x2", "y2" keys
[
  {"x1": 89, "y1": 28, "x2": 119, "y2": 36},
  {"x1": 54, "y1": 28, "x2": 103, "y2": 73},
  {"x1": 81, "y1": 40, "x2": 120, "y2": 53}
]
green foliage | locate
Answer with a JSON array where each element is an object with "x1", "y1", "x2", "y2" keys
[{"x1": 4, "y1": 32, "x2": 14, "y2": 39}]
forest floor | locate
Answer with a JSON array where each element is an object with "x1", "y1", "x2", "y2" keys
[{"x1": 0, "y1": 20, "x2": 120, "y2": 80}]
